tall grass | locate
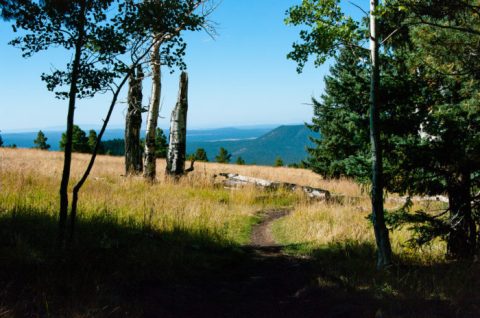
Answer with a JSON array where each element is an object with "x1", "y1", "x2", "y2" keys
[
  {"x1": 0, "y1": 149, "x2": 304, "y2": 246},
  {"x1": 1, "y1": 148, "x2": 478, "y2": 316}
]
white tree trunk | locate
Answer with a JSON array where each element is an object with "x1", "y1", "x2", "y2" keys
[
  {"x1": 143, "y1": 40, "x2": 161, "y2": 181},
  {"x1": 166, "y1": 72, "x2": 189, "y2": 176}
]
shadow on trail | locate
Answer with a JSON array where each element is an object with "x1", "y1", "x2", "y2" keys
[{"x1": 0, "y1": 208, "x2": 477, "y2": 317}]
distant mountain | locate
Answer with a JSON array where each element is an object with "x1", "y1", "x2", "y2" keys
[
  {"x1": 187, "y1": 125, "x2": 316, "y2": 165},
  {"x1": 2, "y1": 125, "x2": 316, "y2": 166}
]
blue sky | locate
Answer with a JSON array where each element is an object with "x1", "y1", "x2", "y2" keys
[{"x1": 0, "y1": 0, "x2": 367, "y2": 132}]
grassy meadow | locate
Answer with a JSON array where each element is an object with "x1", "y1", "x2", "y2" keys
[{"x1": 0, "y1": 148, "x2": 478, "y2": 317}]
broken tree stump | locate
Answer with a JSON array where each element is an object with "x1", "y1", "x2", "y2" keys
[
  {"x1": 166, "y1": 72, "x2": 189, "y2": 176},
  {"x1": 214, "y1": 173, "x2": 331, "y2": 201}
]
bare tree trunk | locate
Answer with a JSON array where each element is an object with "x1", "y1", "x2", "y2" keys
[
  {"x1": 69, "y1": 71, "x2": 131, "y2": 242},
  {"x1": 447, "y1": 170, "x2": 476, "y2": 259},
  {"x1": 369, "y1": 0, "x2": 392, "y2": 270},
  {"x1": 125, "y1": 65, "x2": 144, "y2": 175},
  {"x1": 166, "y1": 72, "x2": 189, "y2": 176},
  {"x1": 58, "y1": 0, "x2": 86, "y2": 245},
  {"x1": 143, "y1": 40, "x2": 161, "y2": 181}
]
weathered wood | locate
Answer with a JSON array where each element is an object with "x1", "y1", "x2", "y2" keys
[
  {"x1": 143, "y1": 40, "x2": 161, "y2": 181},
  {"x1": 215, "y1": 173, "x2": 330, "y2": 200},
  {"x1": 166, "y1": 72, "x2": 189, "y2": 176},
  {"x1": 125, "y1": 65, "x2": 144, "y2": 175}
]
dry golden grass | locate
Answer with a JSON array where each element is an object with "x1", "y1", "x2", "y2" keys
[
  {"x1": 273, "y1": 198, "x2": 447, "y2": 263},
  {"x1": 0, "y1": 148, "x2": 307, "y2": 244},
  {"x1": 0, "y1": 147, "x2": 359, "y2": 194},
  {"x1": 0, "y1": 147, "x2": 444, "y2": 259}
]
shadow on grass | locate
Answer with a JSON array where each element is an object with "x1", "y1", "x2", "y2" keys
[
  {"x1": 1, "y1": 209, "x2": 478, "y2": 317},
  {"x1": 281, "y1": 241, "x2": 479, "y2": 318},
  {"x1": 0, "y1": 207, "x2": 247, "y2": 317}
]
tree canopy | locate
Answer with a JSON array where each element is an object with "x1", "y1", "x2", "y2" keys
[
  {"x1": 33, "y1": 130, "x2": 51, "y2": 150},
  {"x1": 303, "y1": 5, "x2": 480, "y2": 259},
  {"x1": 215, "y1": 147, "x2": 231, "y2": 164}
]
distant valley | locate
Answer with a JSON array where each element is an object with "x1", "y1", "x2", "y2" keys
[{"x1": 2, "y1": 125, "x2": 316, "y2": 166}]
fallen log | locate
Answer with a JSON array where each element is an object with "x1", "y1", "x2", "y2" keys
[{"x1": 215, "y1": 173, "x2": 331, "y2": 201}]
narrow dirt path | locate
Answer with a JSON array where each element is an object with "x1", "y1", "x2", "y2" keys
[{"x1": 249, "y1": 209, "x2": 290, "y2": 252}]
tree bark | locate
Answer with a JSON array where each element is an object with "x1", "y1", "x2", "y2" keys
[
  {"x1": 369, "y1": 0, "x2": 392, "y2": 270},
  {"x1": 447, "y1": 170, "x2": 476, "y2": 259},
  {"x1": 143, "y1": 40, "x2": 161, "y2": 181},
  {"x1": 69, "y1": 70, "x2": 131, "y2": 242},
  {"x1": 166, "y1": 72, "x2": 189, "y2": 176},
  {"x1": 125, "y1": 65, "x2": 144, "y2": 175},
  {"x1": 58, "y1": 0, "x2": 86, "y2": 245}
]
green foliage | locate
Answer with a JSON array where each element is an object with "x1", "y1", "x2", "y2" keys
[
  {"x1": 155, "y1": 128, "x2": 168, "y2": 158},
  {"x1": 274, "y1": 156, "x2": 284, "y2": 167},
  {"x1": 194, "y1": 148, "x2": 208, "y2": 162},
  {"x1": 87, "y1": 130, "x2": 97, "y2": 152},
  {"x1": 285, "y1": 0, "x2": 361, "y2": 73},
  {"x1": 215, "y1": 147, "x2": 231, "y2": 164},
  {"x1": 236, "y1": 156, "x2": 245, "y2": 165},
  {"x1": 0, "y1": 132, "x2": 3, "y2": 147},
  {"x1": 33, "y1": 130, "x2": 50, "y2": 150},
  {"x1": 101, "y1": 139, "x2": 124, "y2": 156},
  {"x1": 288, "y1": 162, "x2": 306, "y2": 169},
  {"x1": 304, "y1": 46, "x2": 423, "y2": 184},
  {"x1": 1, "y1": 0, "x2": 132, "y2": 100},
  {"x1": 384, "y1": 0, "x2": 480, "y2": 79},
  {"x1": 305, "y1": 22, "x2": 480, "y2": 257},
  {"x1": 60, "y1": 125, "x2": 90, "y2": 153}
]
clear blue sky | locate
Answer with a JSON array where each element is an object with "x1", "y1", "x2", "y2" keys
[{"x1": 0, "y1": 0, "x2": 367, "y2": 132}]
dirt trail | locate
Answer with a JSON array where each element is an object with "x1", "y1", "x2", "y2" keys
[{"x1": 249, "y1": 209, "x2": 290, "y2": 252}]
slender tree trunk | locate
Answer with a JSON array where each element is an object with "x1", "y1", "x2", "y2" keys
[
  {"x1": 68, "y1": 68, "x2": 132, "y2": 241},
  {"x1": 58, "y1": 1, "x2": 86, "y2": 245},
  {"x1": 369, "y1": 0, "x2": 392, "y2": 270},
  {"x1": 125, "y1": 65, "x2": 144, "y2": 175},
  {"x1": 166, "y1": 72, "x2": 189, "y2": 176},
  {"x1": 447, "y1": 170, "x2": 476, "y2": 259},
  {"x1": 67, "y1": 38, "x2": 164, "y2": 241},
  {"x1": 143, "y1": 40, "x2": 161, "y2": 181}
]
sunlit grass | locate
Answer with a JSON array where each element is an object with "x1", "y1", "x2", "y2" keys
[
  {"x1": 0, "y1": 148, "x2": 305, "y2": 246},
  {"x1": 272, "y1": 199, "x2": 448, "y2": 264}
]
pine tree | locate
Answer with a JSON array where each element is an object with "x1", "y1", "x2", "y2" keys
[
  {"x1": 155, "y1": 128, "x2": 168, "y2": 159},
  {"x1": 215, "y1": 147, "x2": 231, "y2": 163},
  {"x1": 236, "y1": 156, "x2": 245, "y2": 165},
  {"x1": 33, "y1": 130, "x2": 50, "y2": 150},
  {"x1": 194, "y1": 148, "x2": 208, "y2": 162},
  {"x1": 87, "y1": 130, "x2": 97, "y2": 153},
  {"x1": 60, "y1": 125, "x2": 89, "y2": 153},
  {"x1": 274, "y1": 156, "x2": 284, "y2": 167}
]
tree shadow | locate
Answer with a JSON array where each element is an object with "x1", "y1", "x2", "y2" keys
[
  {"x1": 1, "y1": 210, "x2": 478, "y2": 317},
  {"x1": 0, "y1": 208, "x2": 247, "y2": 317},
  {"x1": 278, "y1": 241, "x2": 479, "y2": 318}
]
